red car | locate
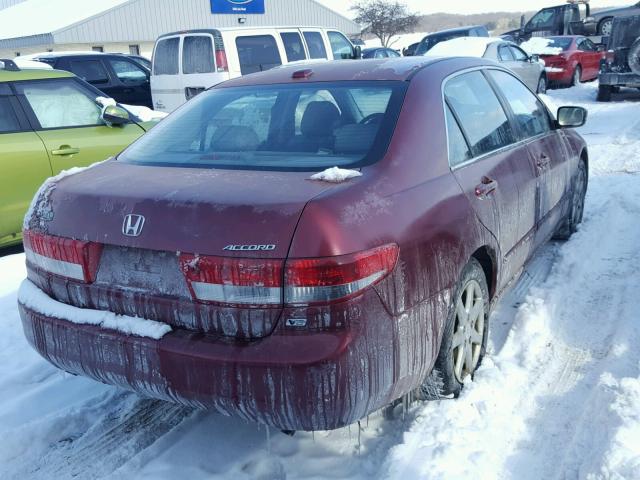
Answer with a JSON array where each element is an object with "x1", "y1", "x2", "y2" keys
[
  {"x1": 18, "y1": 57, "x2": 588, "y2": 431},
  {"x1": 541, "y1": 36, "x2": 605, "y2": 87}
]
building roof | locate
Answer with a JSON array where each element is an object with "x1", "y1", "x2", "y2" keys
[
  {"x1": 0, "y1": 0, "x2": 129, "y2": 40},
  {"x1": 0, "y1": 0, "x2": 360, "y2": 49}
]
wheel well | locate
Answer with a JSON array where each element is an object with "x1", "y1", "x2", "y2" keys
[{"x1": 472, "y1": 247, "x2": 495, "y2": 299}]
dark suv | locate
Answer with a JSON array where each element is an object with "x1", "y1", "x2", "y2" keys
[
  {"x1": 414, "y1": 26, "x2": 489, "y2": 55},
  {"x1": 30, "y1": 53, "x2": 152, "y2": 108},
  {"x1": 597, "y1": 15, "x2": 640, "y2": 101}
]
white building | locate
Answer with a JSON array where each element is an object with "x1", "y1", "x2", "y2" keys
[{"x1": 0, "y1": 0, "x2": 359, "y2": 59}]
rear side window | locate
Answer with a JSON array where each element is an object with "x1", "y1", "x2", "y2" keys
[
  {"x1": 236, "y1": 35, "x2": 282, "y2": 75},
  {"x1": 119, "y1": 81, "x2": 407, "y2": 171},
  {"x1": 183, "y1": 35, "x2": 215, "y2": 74},
  {"x1": 303, "y1": 32, "x2": 328, "y2": 59},
  {"x1": 445, "y1": 105, "x2": 472, "y2": 167},
  {"x1": 70, "y1": 60, "x2": 109, "y2": 84},
  {"x1": 280, "y1": 32, "x2": 306, "y2": 62},
  {"x1": 0, "y1": 97, "x2": 21, "y2": 133},
  {"x1": 108, "y1": 59, "x2": 147, "y2": 83},
  {"x1": 16, "y1": 79, "x2": 102, "y2": 129},
  {"x1": 498, "y1": 45, "x2": 514, "y2": 61},
  {"x1": 445, "y1": 71, "x2": 516, "y2": 157},
  {"x1": 328, "y1": 31, "x2": 353, "y2": 59},
  {"x1": 154, "y1": 37, "x2": 180, "y2": 75},
  {"x1": 488, "y1": 70, "x2": 551, "y2": 139}
]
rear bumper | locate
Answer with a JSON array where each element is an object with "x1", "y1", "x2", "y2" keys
[
  {"x1": 599, "y1": 72, "x2": 640, "y2": 87},
  {"x1": 18, "y1": 282, "x2": 445, "y2": 431}
]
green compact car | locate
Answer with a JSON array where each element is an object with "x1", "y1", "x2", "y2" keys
[{"x1": 0, "y1": 61, "x2": 156, "y2": 248}]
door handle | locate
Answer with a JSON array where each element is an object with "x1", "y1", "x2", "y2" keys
[
  {"x1": 51, "y1": 146, "x2": 80, "y2": 156},
  {"x1": 475, "y1": 176, "x2": 498, "y2": 199},
  {"x1": 536, "y1": 154, "x2": 551, "y2": 168}
]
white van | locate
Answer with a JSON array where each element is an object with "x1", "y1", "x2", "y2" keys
[{"x1": 151, "y1": 27, "x2": 358, "y2": 112}]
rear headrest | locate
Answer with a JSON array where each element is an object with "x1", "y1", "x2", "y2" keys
[
  {"x1": 334, "y1": 124, "x2": 379, "y2": 154},
  {"x1": 301, "y1": 101, "x2": 340, "y2": 137},
  {"x1": 210, "y1": 125, "x2": 260, "y2": 152}
]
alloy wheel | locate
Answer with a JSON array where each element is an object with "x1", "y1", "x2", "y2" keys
[
  {"x1": 572, "y1": 164, "x2": 587, "y2": 225},
  {"x1": 573, "y1": 67, "x2": 581, "y2": 86},
  {"x1": 451, "y1": 280, "x2": 485, "y2": 383},
  {"x1": 537, "y1": 76, "x2": 547, "y2": 94},
  {"x1": 600, "y1": 19, "x2": 613, "y2": 36}
]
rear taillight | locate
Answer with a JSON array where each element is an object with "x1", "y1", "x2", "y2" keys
[
  {"x1": 179, "y1": 244, "x2": 398, "y2": 307},
  {"x1": 215, "y1": 50, "x2": 228, "y2": 72},
  {"x1": 180, "y1": 254, "x2": 282, "y2": 306},
  {"x1": 23, "y1": 230, "x2": 103, "y2": 283},
  {"x1": 284, "y1": 244, "x2": 399, "y2": 305}
]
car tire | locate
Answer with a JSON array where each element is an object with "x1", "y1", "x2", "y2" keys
[
  {"x1": 572, "y1": 65, "x2": 582, "y2": 86},
  {"x1": 597, "y1": 84, "x2": 613, "y2": 102},
  {"x1": 628, "y1": 38, "x2": 640, "y2": 75},
  {"x1": 536, "y1": 75, "x2": 547, "y2": 94},
  {"x1": 598, "y1": 17, "x2": 614, "y2": 36},
  {"x1": 554, "y1": 159, "x2": 587, "y2": 240},
  {"x1": 420, "y1": 258, "x2": 489, "y2": 399}
]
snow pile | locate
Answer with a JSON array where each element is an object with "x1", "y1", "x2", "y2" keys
[
  {"x1": 96, "y1": 96, "x2": 167, "y2": 122},
  {"x1": 12, "y1": 59, "x2": 53, "y2": 70},
  {"x1": 424, "y1": 36, "x2": 498, "y2": 58},
  {"x1": 18, "y1": 280, "x2": 172, "y2": 339},
  {"x1": 310, "y1": 166, "x2": 362, "y2": 183},
  {"x1": 521, "y1": 38, "x2": 563, "y2": 56},
  {"x1": 364, "y1": 32, "x2": 430, "y2": 52},
  {"x1": 123, "y1": 104, "x2": 168, "y2": 122}
]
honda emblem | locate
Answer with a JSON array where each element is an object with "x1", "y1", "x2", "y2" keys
[{"x1": 122, "y1": 214, "x2": 145, "y2": 237}]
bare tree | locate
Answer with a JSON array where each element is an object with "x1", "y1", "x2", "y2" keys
[{"x1": 351, "y1": 0, "x2": 420, "y2": 48}]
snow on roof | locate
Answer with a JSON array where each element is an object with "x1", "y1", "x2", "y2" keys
[
  {"x1": 423, "y1": 36, "x2": 502, "y2": 59},
  {"x1": 0, "y1": 0, "x2": 130, "y2": 40}
]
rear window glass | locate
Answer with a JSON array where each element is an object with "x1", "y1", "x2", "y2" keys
[
  {"x1": 154, "y1": 37, "x2": 179, "y2": 75},
  {"x1": 70, "y1": 60, "x2": 109, "y2": 84},
  {"x1": 119, "y1": 81, "x2": 407, "y2": 171},
  {"x1": 547, "y1": 37, "x2": 573, "y2": 51},
  {"x1": 281, "y1": 32, "x2": 306, "y2": 62},
  {"x1": 303, "y1": 32, "x2": 328, "y2": 59},
  {"x1": 183, "y1": 35, "x2": 215, "y2": 74},
  {"x1": 236, "y1": 35, "x2": 282, "y2": 75}
]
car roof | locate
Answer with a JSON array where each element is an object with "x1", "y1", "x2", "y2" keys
[
  {"x1": 158, "y1": 26, "x2": 336, "y2": 39},
  {"x1": 0, "y1": 68, "x2": 74, "y2": 82},
  {"x1": 217, "y1": 57, "x2": 492, "y2": 88},
  {"x1": 426, "y1": 25, "x2": 486, "y2": 37}
]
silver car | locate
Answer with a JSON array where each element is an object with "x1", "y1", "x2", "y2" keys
[
  {"x1": 425, "y1": 37, "x2": 547, "y2": 94},
  {"x1": 587, "y1": 1, "x2": 640, "y2": 36}
]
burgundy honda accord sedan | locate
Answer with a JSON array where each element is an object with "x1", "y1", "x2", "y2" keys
[{"x1": 18, "y1": 57, "x2": 588, "y2": 431}]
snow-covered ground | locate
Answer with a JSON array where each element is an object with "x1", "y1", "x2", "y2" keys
[{"x1": 1, "y1": 82, "x2": 639, "y2": 480}]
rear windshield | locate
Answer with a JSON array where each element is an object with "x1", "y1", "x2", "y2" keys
[
  {"x1": 416, "y1": 32, "x2": 469, "y2": 55},
  {"x1": 119, "y1": 81, "x2": 407, "y2": 171},
  {"x1": 546, "y1": 37, "x2": 573, "y2": 51}
]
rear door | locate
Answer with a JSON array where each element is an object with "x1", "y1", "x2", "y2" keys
[
  {"x1": 181, "y1": 33, "x2": 224, "y2": 101},
  {"x1": 509, "y1": 44, "x2": 540, "y2": 91},
  {"x1": 150, "y1": 35, "x2": 182, "y2": 112},
  {"x1": 104, "y1": 56, "x2": 152, "y2": 107},
  {"x1": 445, "y1": 70, "x2": 532, "y2": 285},
  {"x1": 14, "y1": 77, "x2": 145, "y2": 174},
  {"x1": 0, "y1": 84, "x2": 52, "y2": 244},
  {"x1": 487, "y1": 69, "x2": 569, "y2": 245}
]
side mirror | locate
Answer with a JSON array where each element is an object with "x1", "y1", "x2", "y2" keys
[
  {"x1": 101, "y1": 105, "x2": 130, "y2": 126},
  {"x1": 353, "y1": 45, "x2": 362, "y2": 59},
  {"x1": 557, "y1": 106, "x2": 587, "y2": 128},
  {"x1": 596, "y1": 44, "x2": 606, "y2": 52},
  {"x1": 530, "y1": 54, "x2": 540, "y2": 63}
]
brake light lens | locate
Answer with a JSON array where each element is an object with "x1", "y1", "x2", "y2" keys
[
  {"x1": 284, "y1": 244, "x2": 398, "y2": 305},
  {"x1": 215, "y1": 49, "x2": 228, "y2": 72},
  {"x1": 180, "y1": 254, "x2": 282, "y2": 306},
  {"x1": 23, "y1": 230, "x2": 103, "y2": 283},
  {"x1": 179, "y1": 244, "x2": 399, "y2": 307}
]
